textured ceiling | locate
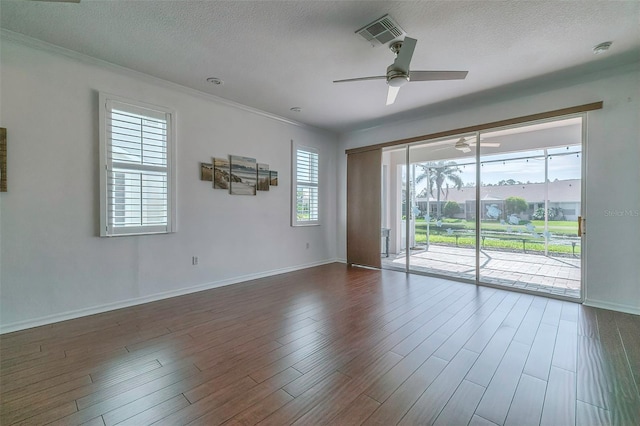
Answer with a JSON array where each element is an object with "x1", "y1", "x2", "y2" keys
[{"x1": 1, "y1": 0, "x2": 639, "y2": 133}]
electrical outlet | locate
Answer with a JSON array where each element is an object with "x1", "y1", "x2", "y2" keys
[
  {"x1": 192, "y1": 256, "x2": 198, "y2": 265},
  {"x1": 306, "y1": 242, "x2": 310, "y2": 249}
]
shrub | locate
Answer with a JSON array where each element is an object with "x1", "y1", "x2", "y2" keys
[
  {"x1": 505, "y1": 196, "x2": 528, "y2": 216},
  {"x1": 443, "y1": 201, "x2": 461, "y2": 218},
  {"x1": 532, "y1": 207, "x2": 565, "y2": 221}
]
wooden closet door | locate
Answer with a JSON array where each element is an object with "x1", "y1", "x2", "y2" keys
[{"x1": 347, "y1": 148, "x2": 382, "y2": 268}]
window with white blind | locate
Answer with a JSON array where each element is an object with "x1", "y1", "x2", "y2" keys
[
  {"x1": 99, "y1": 93, "x2": 176, "y2": 236},
  {"x1": 292, "y1": 144, "x2": 319, "y2": 226}
]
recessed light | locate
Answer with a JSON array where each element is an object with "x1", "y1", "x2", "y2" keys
[
  {"x1": 206, "y1": 77, "x2": 224, "y2": 85},
  {"x1": 593, "y1": 41, "x2": 612, "y2": 55},
  {"x1": 290, "y1": 107, "x2": 302, "y2": 112}
]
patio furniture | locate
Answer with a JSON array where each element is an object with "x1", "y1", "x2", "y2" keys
[{"x1": 381, "y1": 228, "x2": 390, "y2": 257}]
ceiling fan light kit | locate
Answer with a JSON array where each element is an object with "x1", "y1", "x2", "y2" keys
[
  {"x1": 455, "y1": 137, "x2": 472, "y2": 153},
  {"x1": 386, "y1": 69, "x2": 409, "y2": 87}
]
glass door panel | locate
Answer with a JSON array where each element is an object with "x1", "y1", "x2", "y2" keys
[
  {"x1": 478, "y1": 117, "x2": 583, "y2": 298},
  {"x1": 478, "y1": 148, "x2": 546, "y2": 289},
  {"x1": 546, "y1": 145, "x2": 582, "y2": 297},
  {"x1": 407, "y1": 136, "x2": 477, "y2": 280},
  {"x1": 381, "y1": 147, "x2": 408, "y2": 271}
]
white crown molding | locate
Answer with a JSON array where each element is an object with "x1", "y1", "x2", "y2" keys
[
  {"x1": 0, "y1": 29, "x2": 334, "y2": 137},
  {"x1": 0, "y1": 258, "x2": 341, "y2": 334}
]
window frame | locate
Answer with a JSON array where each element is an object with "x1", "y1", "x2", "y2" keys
[
  {"x1": 291, "y1": 142, "x2": 320, "y2": 227},
  {"x1": 99, "y1": 92, "x2": 177, "y2": 237}
]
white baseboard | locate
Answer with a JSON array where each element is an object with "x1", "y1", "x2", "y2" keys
[
  {"x1": 583, "y1": 298, "x2": 640, "y2": 316},
  {"x1": 1, "y1": 259, "x2": 340, "y2": 334}
]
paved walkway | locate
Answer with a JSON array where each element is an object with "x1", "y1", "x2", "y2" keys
[{"x1": 382, "y1": 244, "x2": 581, "y2": 298}]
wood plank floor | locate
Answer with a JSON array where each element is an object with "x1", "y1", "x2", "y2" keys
[{"x1": 1, "y1": 263, "x2": 638, "y2": 425}]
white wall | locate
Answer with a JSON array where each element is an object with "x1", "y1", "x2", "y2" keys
[
  {"x1": 0, "y1": 38, "x2": 338, "y2": 332},
  {"x1": 337, "y1": 62, "x2": 640, "y2": 315}
]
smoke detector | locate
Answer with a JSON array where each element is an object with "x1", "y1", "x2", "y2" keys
[
  {"x1": 593, "y1": 41, "x2": 612, "y2": 54},
  {"x1": 206, "y1": 77, "x2": 224, "y2": 85},
  {"x1": 356, "y1": 14, "x2": 406, "y2": 47}
]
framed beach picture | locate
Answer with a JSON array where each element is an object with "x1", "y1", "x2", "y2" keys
[
  {"x1": 257, "y1": 163, "x2": 270, "y2": 191},
  {"x1": 200, "y1": 162, "x2": 213, "y2": 181},
  {"x1": 269, "y1": 170, "x2": 278, "y2": 186},
  {"x1": 213, "y1": 157, "x2": 230, "y2": 189},
  {"x1": 229, "y1": 155, "x2": 257, "y2": 195}
]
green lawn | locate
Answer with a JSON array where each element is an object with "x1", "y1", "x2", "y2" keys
[
  {"x1": 414, "y1": 234, "x2": 580, "y2": 255},
  {"x1": 412, "y1": 218, "x2": 580, "y2": 255},
  {"x1": 415, "y1": 218, "x2": 578, "y2": 236}
]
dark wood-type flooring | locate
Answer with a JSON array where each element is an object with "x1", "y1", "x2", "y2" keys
[{"x1": 1, "y1": 263, "x2": 639, "y2": 425}]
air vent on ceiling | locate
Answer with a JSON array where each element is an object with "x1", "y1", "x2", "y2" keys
[{"x1": 356, "y1": 14, "x2": 406, "y2": 46}]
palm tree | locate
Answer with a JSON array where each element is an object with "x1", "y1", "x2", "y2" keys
[{"x1": 416, "y1": 161, "x2": 464, "y2": 219}]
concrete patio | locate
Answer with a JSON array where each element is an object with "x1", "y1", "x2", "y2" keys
[{"x1": 382, "y1": 244, "x2": 581, "y2": 298}]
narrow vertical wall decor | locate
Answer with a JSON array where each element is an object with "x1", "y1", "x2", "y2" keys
[
  {"x1": 213, "y1": 157, "x2": 231, "y2": 189},
  {"x1": 200, "y1": 162, "x2": 213, "y2": 181},
  {"x1": 257, "y1": 163, "x2": 270, "y2": 191}
]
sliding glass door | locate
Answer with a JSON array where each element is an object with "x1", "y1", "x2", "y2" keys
[
  {"x1": 381, "y1": 116, "x2": 584, "y2": 299},
  {"x1": 405, "y1": 136, "x2": 478, "y2": 280},
  {"x1": 479, "y1": 118, "x2": 582, "y2": 297}
]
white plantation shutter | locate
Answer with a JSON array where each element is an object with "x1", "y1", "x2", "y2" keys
[
  {"x1": 100, "y1": 94, "x2": 176, "y2": 236},
  {"x1": 292, "y1": 144, "x2": 319, "y2": 226}
]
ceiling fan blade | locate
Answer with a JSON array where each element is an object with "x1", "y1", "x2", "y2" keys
[
  {"x1": 386, "y1": 86, "x2": 400, "y2": 105},
  {"x1": 393, "y1": 37, "x2": 417, "y2": 73},
  {"x1": 333, "y1": 76, "x2": 386, "y2": 83},
  {"x1": 409, "y1": 71, "x2": 468, "y2": 81}
]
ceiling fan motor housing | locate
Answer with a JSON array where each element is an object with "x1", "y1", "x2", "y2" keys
[{"x1": 386, "y1": 66, "x2": 409, "y2": 87}]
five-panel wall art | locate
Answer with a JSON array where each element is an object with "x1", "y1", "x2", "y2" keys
[{"x1": 200, "y1": 155, "x2": 278, "y2": 196}]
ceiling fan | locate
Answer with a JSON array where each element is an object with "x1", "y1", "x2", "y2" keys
[
  {"x1": 333, "y1": 37, "x2": 468, "y2": 105},
  {"x1": 454, "y1": 137, "x2": 501, "y2": 153}
]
